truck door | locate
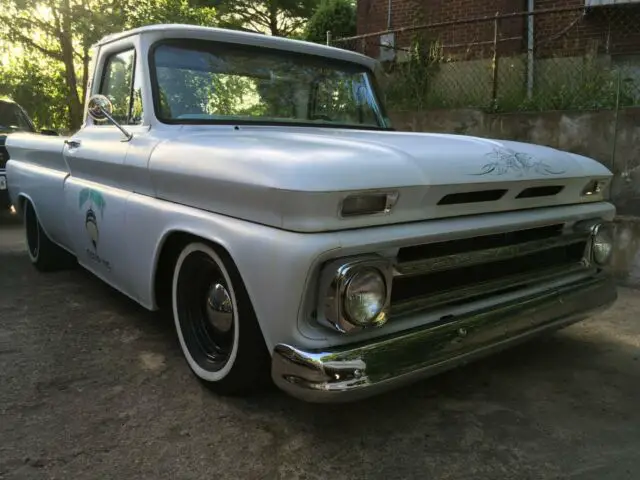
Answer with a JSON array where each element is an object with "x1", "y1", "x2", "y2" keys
[{"x1": 63, "y1": 47, "x2": 143, "y2": 288}]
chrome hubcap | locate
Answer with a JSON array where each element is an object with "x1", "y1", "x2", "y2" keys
[
  {"x1": 206, "y1": 283, "x2": 233, "y2": 333},
  {"x1": 175, "y1": 250, "x2": 236, "y2": 373}
]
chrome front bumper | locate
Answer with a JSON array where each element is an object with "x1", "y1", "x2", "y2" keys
[{"x1": 272, "y1": 275, "x2": 617, "y2": 403}]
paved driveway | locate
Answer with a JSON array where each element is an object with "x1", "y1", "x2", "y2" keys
[{"x1": 1, "y1": 214, "x2": 640, "y2": 479}]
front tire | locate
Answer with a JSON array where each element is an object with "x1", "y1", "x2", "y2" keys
[
  {"x1": 172, "y1": 242, "x2": 269, "y2": 395},
  {"x1": 24, "y1": 200, "x2": 74, "y2": 272}
]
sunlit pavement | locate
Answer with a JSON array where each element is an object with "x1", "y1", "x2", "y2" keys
[{"x1": 1, "y1": 215, "x2": 640, "y2": 479}]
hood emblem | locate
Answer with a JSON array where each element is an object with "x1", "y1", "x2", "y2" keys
[{"x1": 474, "y1": 147, "x2": 565, "y2": 176}]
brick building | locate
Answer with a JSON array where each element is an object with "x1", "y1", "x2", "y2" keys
[{"x1": 354, "y1": 0, "x2": 640, "y2": 62}]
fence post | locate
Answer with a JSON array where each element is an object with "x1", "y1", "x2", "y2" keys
[
  {"x1": 326, "y1": 31, "x2": 332, "y2": 46},
  {"x1": 491, "y1": 12, "x2": 500, "y2": 111},
  {"x1": 526, "y1": 1, "x2": 535, "y2": 100},
  {"x1": 611, "y1": 68, "x2": 622, "y2": 175}
]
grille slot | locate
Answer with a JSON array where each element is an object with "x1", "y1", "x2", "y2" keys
[
  {"x1": 517, "y1": 185, "x2": 564, "y2": 199},
  {"x1": 438, "y1": 189, "x2": 507, "y2": 205},
  {"x1": 397, "y1": 224, "x2": 564, "y2": 263}
]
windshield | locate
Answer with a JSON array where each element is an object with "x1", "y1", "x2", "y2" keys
[
  {"x1": 0, "y1": 101, "x2": 35, "y2": 133},
  {"x1": 150, "y1": 40, "x2": 389, "y2": 129}
]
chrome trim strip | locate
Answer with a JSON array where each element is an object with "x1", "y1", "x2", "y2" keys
[
  {"x1": 273, "y1": 274, "x2": 616, "y2": 403},
  {"x1": 390, "y1": 262, "x2": 592, "y2": 317},
  {"x1": 394, "y1": 233, "x2": 589, "y2": 277}
]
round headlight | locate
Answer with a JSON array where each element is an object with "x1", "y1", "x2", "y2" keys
[
  {"x1": 592, "y1": 223, "x2": 614, "y2": 266},
  {"x1": 343, "y1": 268, "x2": 387, "y2": 326}
]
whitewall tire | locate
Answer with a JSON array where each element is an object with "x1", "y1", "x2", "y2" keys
[
  {"x1": 24, "y1": 200, "x2": 75, "y2": 272},
  {"x1": 171, "y1": 241, "x2": 269, "y2": 394}
]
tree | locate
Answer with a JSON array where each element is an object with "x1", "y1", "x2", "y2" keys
[
  {"x1": 207, "y1": 0, "x2": 319, "y2": 37},
  {"x1": 0, "y1": 0, "x2": 215, "y2": 131},
  {"x1": 0, "y1": 52, "x2": 69, "y2": 130},
  {"x1": 305, "y1": 0, "x2": 356, "y2": 45}
]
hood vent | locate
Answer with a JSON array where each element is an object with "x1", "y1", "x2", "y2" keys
[
  {"x1": 438, "y1": 189, "x2": 507, "y2": 205},
  {"x1": 516, "y1": 185, "x2": 564, "y2": 199},
  {"x1": 437, "y1": 185, "x2": 565, "y2": 206}
]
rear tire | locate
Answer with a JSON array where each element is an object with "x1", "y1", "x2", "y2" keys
[
  {"x1": 171, "y1": 242, "x2": 270, "y2": 395},
  {"x1": 24, "y1": 200, "x2": 75, "y2": 272}
]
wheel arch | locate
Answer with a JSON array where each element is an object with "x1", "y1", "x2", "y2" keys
[
  {"x1": 18, "y1": 194, "x2": 60, "y2": 246},
  {"x1": 16, "y1": 192, "x2": 33, "y2": 217},
  {"x1": 151, "y1": 228, "x2": 271, "y2": 349}
]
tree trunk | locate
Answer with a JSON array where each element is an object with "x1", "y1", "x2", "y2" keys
[
  {"x1": 268, "y1": 1, "x2": 279, "y2": 36},
  {"x1": 81, "y1": 46, "x2": 90, "y2": 110},
  {"x1": 60, "y1": 39, "x2": 83, "y2": 132},
  {"x1": 59, "y1": 0, "x2": 82, "y2": 131}
]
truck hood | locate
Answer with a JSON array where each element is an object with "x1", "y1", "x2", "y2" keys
[{"x1": 149, "y1": 126, "x2": 612, "y2": 232}]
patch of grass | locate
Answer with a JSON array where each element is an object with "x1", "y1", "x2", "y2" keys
[{"x1": 380, "y1": 46, "x2": 640, "y2": 113}]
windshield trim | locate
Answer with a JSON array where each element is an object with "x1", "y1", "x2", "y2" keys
[{"x1": 147, "y1": 39, "x2": 392, "y2": 131}]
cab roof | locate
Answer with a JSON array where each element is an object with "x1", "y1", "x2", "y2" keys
[{"x1": 94, "y1": 24, "x2": 378, "y2": 72}]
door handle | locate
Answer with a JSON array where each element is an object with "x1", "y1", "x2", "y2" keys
[{"x1": 64, "y1": 139, "x2": 81, "y2": 149}]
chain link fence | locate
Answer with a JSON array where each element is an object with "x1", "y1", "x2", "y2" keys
[{"x1": 331, "y1": 5, "x2": 640, "y2": 113}]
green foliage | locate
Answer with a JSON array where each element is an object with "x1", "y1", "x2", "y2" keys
[
  {"x1": 305, "y1": 0, "x2": 356, "y2": 44},
  {"x1": 495, "y1": 54, "x2": 640, "y2": 113},
  {"x1": 383, "y1": 37, "x2": 447, "y2": 111},
  {"x1": 197, "y1": 0, "x2": 319, "y2": 36},
  {"x1": 0, "y1": 53, "x2": 69, "y2": 131},
  {"x1": 378, "y1": 39, "x2": 640, "y2": 114},
  {"x1": 0, "y1": 0, "x2": 326, "y2": 132},
  {"x1": 0, "y1": 0, "x2": 216, "y2": 131},
  {"x1": 126, "y1": 0, "x2": 216, "y2": 29}
]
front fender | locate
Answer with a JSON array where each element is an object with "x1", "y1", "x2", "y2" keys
[{"x1": 123, "y1": 192, "x2": 342, "y2": 351}]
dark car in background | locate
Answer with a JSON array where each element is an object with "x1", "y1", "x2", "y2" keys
[{"x1": 0, "y1": 99, "x2": 37, "y2": 211}]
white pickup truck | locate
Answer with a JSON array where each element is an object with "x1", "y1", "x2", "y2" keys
[{"x1": 5, "y1": 24, "x2": 617, "y2": 402}]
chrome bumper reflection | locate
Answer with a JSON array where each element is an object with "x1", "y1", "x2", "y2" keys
[{"x1": 272, "y1": 275, "x2": 617, "y2": 403}]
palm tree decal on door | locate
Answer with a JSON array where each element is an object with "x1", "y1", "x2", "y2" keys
[{"x1": 79, "y1": 188, "x2": 106, "y2": 249}]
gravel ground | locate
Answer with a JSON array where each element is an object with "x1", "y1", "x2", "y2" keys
[{"x1": 2, "y1": 212, "x2": 640, "y2": 480}]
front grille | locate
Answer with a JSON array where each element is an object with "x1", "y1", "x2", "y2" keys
[
  {"x1": 390, "y1": 224, "x2": 590, "y2": 317},
  {"x1": 0, "y1": 137, "x2": 8, "y2": 170},
  {"x1": 397, "y1": 224, "x2": 564, "y2": 263}
]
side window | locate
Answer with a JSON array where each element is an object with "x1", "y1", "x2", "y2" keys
[{"x1": 99, "y1": 49, "x2": 139, "y2": 125}]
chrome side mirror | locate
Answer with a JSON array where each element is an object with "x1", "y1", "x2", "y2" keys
[{"x1": 87, "y1": 94, "x2": 132, "y2": 141}]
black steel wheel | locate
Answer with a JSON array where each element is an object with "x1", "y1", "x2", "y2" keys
[
  {"x1": 24, "y1": 200, "x2": 40, "y2": 261},
  {"x1": 172, "y1": 242, "x2": 269, "y2": 395},
  {"x1": 23, "y1": 200, "x2": 75, "y2": 272}
]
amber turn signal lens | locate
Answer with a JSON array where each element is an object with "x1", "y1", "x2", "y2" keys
[
  {"x1": 581, "y1": 179, "x2": 609, "y2": 197},
  {"x1": 341, "y1": 192, "x2": 398, "y2": 217}
]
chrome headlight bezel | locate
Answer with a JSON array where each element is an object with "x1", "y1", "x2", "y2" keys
[
  {"x1": 319, "y1": 256, "x2": 393, "y2": 334},
  {"x1": 576, "y1": 219, "x2": 615, "y2": 267},
  {"x1": 590, "y1": 222, "x2": 615, "y2": 266}
]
